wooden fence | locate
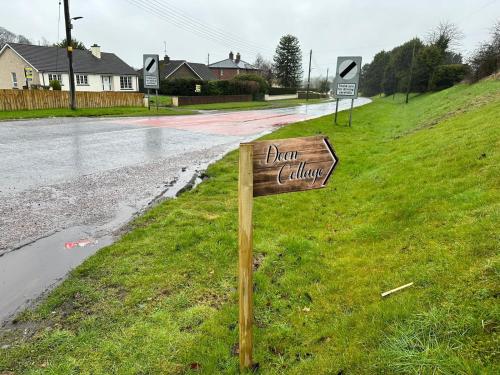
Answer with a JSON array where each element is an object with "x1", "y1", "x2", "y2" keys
[{"x1": 0, "y1": 89, "x2": 144, "y2": 111}]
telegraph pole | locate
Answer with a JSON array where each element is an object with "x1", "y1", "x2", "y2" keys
[
  {"x1": 63, "y1": 0, "x2": 76, "y2": 110},
  {"x1": 325, "y1": 68, "x2": 329, "y2": 93},
  {"x1": 306, "y1": 49, "x2": 312, "y2": 101},
  {"x1": 405, "y1": 38, "x2": 417, "y2": 104}
]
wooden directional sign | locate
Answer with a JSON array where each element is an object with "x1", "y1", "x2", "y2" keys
[
  {"x1": 237, "y1": 135, "x2": 338, "y2": 369},
  {"x1": 247, "y1": 135, "x2": 338, "y2": 197}
]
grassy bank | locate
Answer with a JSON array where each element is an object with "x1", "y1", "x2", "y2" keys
[
  {"x1": 0, "y1": 106, "x2": 195, "y2": 121},
  {"x1": 0, "y1": 81, "x2": 498, "y2": 374}
]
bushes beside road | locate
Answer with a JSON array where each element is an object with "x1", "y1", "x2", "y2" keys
[{"x1": 154, "y1": 76, "x2": 265, "y2": 99}]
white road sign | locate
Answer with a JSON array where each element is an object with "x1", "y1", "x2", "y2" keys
[
  {"x1": 334, "y1": 56, "x2": 362, "y2": 99},
  {"x1": 143, "y1": 54, "x2": 160, "y2": 90}
]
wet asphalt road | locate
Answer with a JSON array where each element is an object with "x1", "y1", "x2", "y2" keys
[{"x1": 0, "y1": 98, "x2": 370, "y2": 322}]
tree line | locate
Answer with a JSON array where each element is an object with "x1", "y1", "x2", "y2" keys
[{"x1": 360, "y1": 21, "x2": 500, "y2": 96}]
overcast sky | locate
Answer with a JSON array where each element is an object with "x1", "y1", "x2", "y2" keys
[{"x1": 1, "y1": 0, "x2": 499, "y2": 77}]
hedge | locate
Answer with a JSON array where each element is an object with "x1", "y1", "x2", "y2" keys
[
  {"x1": 141, "y1": 78, "x2": 265, "y2": 98},
  {"x1": 429, "y1": 64, "x2": 469, "y2": 91}
]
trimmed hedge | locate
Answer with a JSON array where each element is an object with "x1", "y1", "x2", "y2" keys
[
  {"x1": 269, "y1": 87, "x2": 297, "y2": 95},
  {"x1": 153, "y1": 78, "x2": 263, "y2": 98},
  {"x1": 429, "y1": 64, "x2": 469, "y2": 91}
]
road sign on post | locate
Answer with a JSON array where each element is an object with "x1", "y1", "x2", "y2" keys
[
  {"x1": 238, "y1": 135, "x2": 338, "y2": 369},
  {"x1": 143, "y1": 54, "x2": 160, "y2": 90},
  {"x1": 333, "y1": 56, "x2": 362, "y2": 99},
  {"x1": 333, "y1": 56, "x2": 362, "y2": 126},
  {"x1": 24, "y1": 67, "x2": 33, "y2": 81}
]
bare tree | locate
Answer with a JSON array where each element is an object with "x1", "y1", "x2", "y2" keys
[
  {"x1": 427, "y1": 22, "x2": 464, "y2": 52},
  {"x1": 253, "y1": 53, "x2": 274, "y2": 85},
  {"x1": 0, "y1": 26, "x2": 32, "y2": 48}
]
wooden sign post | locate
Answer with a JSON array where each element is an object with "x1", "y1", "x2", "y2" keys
[{"x1": 238, "y1": 135, "x2": 338, "y2": 369}]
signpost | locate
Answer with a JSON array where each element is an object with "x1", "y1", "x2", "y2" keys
[
  {"x1": 238, "y1": 135, "x2": 338, "y2": 369},
  {"x1": 333, "y1": 56, "x2": 362, "y2": 126},
  {"x1": 24, "y1": 67, "x2": 33, "y2": 88},
  {"x1": 143, "y1": 54, "x2": 160, "y2": 111}
]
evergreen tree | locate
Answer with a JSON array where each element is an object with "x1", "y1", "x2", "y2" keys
[
  {"x1": 273, "y1": 34, "x2": 303, "y2": 88},
  {"x1": 55, "y1": 38, "x2": 86, "y2": 50}
]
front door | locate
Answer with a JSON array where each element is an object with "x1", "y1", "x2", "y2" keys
[{"x1": 102, "y1": 76, "x2": 112, "y2": 91}]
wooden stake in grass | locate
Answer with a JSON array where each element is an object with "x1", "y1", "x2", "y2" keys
[
  {"x1": 238, "y1": 144, "x2": 254, "y2": 369},
  {"x1": 381, "y1": 282, "x2": 414, "y2": 297}
]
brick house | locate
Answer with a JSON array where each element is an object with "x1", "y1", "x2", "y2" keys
[{"x1": 209, "y1": 52, "x2": 260, "y2": 80}]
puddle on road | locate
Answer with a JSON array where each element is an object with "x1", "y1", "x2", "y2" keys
[
  {"x1": 0, "y1": 226, "x2": 113, "y2": 324},
  {"x1": 0, "y1": 166, "x2": 205, "y2": 325}
]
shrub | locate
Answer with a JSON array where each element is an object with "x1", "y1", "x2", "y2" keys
[
  {"x1": 49, "y1": 80, "x2": 61, "y2": 90},
  {"x1": 234, "y1": 73, "x2": 269, "y2": 94},
  {"x1": 159, "y1": 78, "x2": 204, "y2": 96},
  {"x1": 159, "y1": 78, "x2": 261, "y2": 97},
  {"x1": 429, "y1": 64, "x2": 469, "y2": 91},
  {"x1": 268, "y1": 87, "x2": 297, "y2": 95}
]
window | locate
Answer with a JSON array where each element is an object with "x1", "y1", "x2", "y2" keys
[
  {"x1": 220, "y1": 69, "x2": 224, "y2": 76},
  {"x1": 75, "y1": 74, "x2": 88, "y2": 85},
  {"x1": 48, "y1": 73, "x2": 62, "y2": 84},
  {"x1": 120, "y1": 76, "x2": 132, "y2": 90},
  {"x1": 11, "y1": 72, "x2": 17, "y2": 88}
]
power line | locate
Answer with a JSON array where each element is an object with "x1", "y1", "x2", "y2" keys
[
  {"x1": 148, "y1": 0, "x2": 268, "y2": 52},
  {"x1": 125, "y1": 0, "x2": 272, "y2": 58},
  {"x1": 126, "y1": 0, "x2": 261, "y2": 55}
]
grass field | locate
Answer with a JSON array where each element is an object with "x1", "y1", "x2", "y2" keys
[
  {"x1": 0, "y1": 80, "x2": 498, "y2": 374},
  {"x1": 148, "y1": 95, "x2": 173, "y2": 107},
  {"x1": 0, "y1": 97, "x2": 328, "y2": 121},
  {"x1": 183, "y1": 98, "x2": 329, "y2": 111},
  {"x1": 0, "y1": 106, "x2": 194, "y2": 121}
]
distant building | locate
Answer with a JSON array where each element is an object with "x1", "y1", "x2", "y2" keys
[
  {"x1": 137, "y1": 55, "x2": 216, "y2": 81},
  {"x1": 209, "y1": 51, "x2": 260, "y2": 80},
  {"x1": 0, "y1": 43, "x2": 139, "y2": 91}
]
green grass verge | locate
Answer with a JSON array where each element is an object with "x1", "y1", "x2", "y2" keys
[
  {"x1": 182, "y1": 98, "x2": 329, "y2": 111},
  {"x1": 0, "y1": 81, "x2": 498, "y2": 374},
  {"x1": 148, "y1": 95, "x2": 173, "y2": 107},
  {"x1": 0, "y1": 98, "x2": 328, "y2": 121},
  {"x1": 0, "y1": 106, "x2": 194, "y2": 121}
]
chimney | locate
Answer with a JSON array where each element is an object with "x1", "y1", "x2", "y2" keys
[
  {"x1": 164, "y1": 55, "x2": 170, "y2": 64},
  {"x1": 235, "y1": 52, "x2": 241, "y2": 64},
  {"x1": 229, "y1": 51, "x2": 234, "y2": 61},
  {"x1": 91, "y1": 44, "x2": 101, "y2": 59}
]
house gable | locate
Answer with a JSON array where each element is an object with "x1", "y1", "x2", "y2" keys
[
  {"x1": 0, "y1": 45, "x2": 40, "y2": 89},
  {"x1": 166, "y1": 62, "x2": 202, "y2": 80}
]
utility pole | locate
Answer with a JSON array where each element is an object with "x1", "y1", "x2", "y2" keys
[
  {"x1": 406, "y1": 38, "x2": 417, "y2": 104},
  {"x1": 325, "y1": 68, "x2": 329, "y2": 93},
  {"x1": 207, "y1": 53, "x2": 210, "y2": 66},
  {"x1": 306, "y1": 49, "x2": 312, "y2": 101},
  {"x1": 63, "y1": 0, "x2": 76, "y2": 110}
]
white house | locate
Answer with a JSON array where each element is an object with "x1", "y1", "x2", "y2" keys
[{"x1": 0, "y1": 43, "x2": 139, "y2": 92}]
